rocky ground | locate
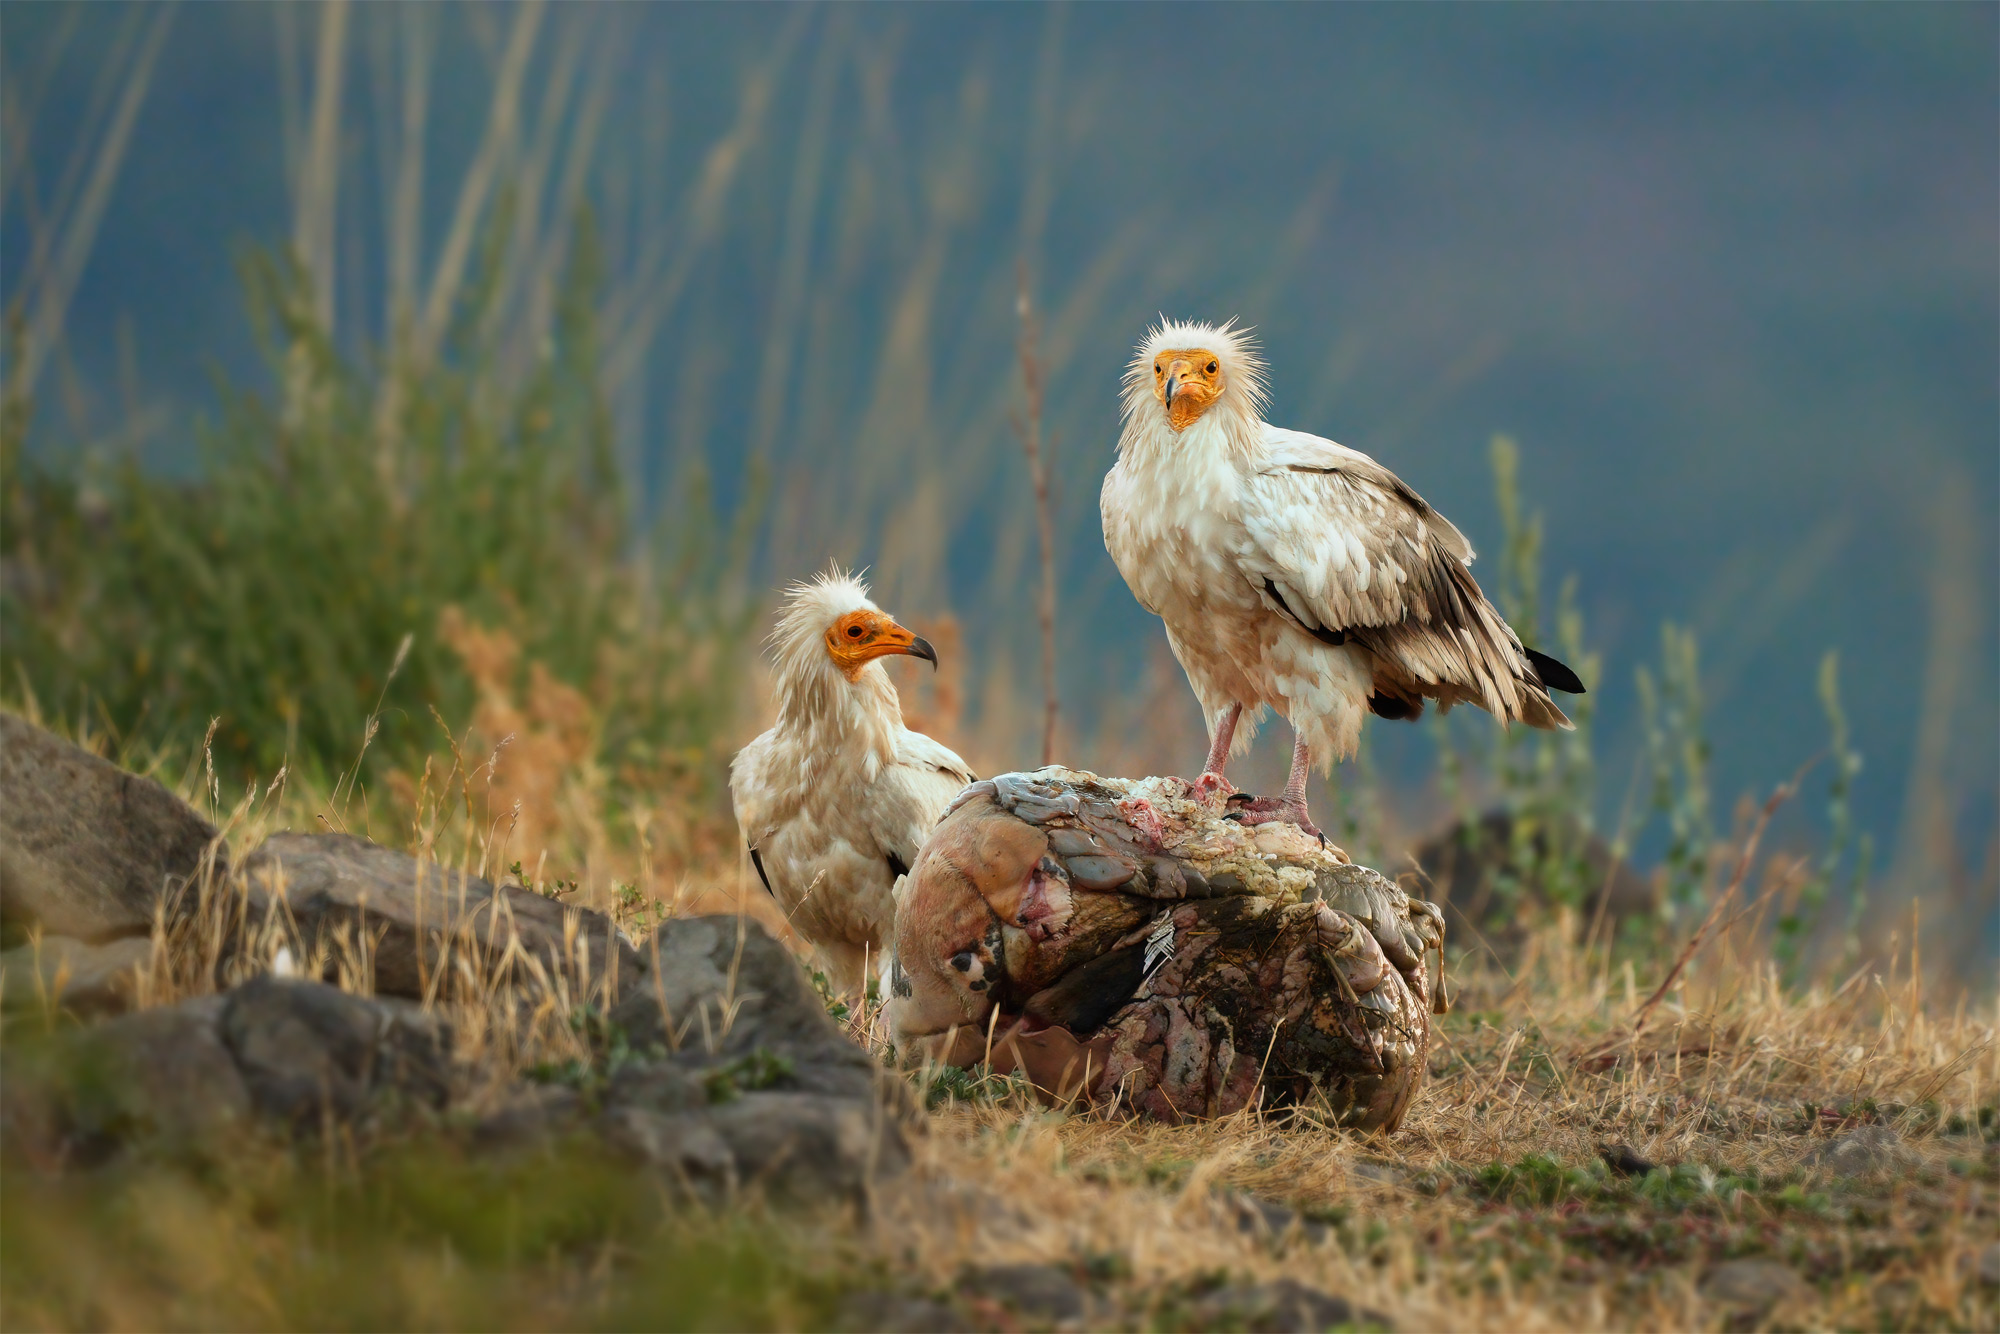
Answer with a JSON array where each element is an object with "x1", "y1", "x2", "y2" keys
[{"x1": 1, "y1": 714, "x2": 1994, "y2": 1331}]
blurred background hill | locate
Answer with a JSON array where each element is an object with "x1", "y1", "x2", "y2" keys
[{"x1": 2, "y1": 2, "x2": 1993, "y2": 975}]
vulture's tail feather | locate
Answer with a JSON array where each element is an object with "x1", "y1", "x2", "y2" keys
[{"x1": 1518, "y1": 687, "x2": 1575, "y2": 732}]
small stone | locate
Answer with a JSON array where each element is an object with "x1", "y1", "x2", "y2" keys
[
  {"x1": 1810, "y1": 1124, "x2": 1917, "y2": 1178},
  {"x1": 1600, "y1": 1142, "x2": 1659, "y2": 1176},
  {"x1": 833, "y1": 1291, "x2": 971, "y2": 1333},
  {"x1": 962, "y1": 1263, "x2": 1088, "y2": 1324},
  {"x1": 1222, "y1": 1193, "x2": 1333, "y2": 1250},
  {"x1": 1351, "y1": 1159, "x2": 1406, "y2": 1188},
  {"x1": 1226, "y1": 1191, "x2": 1301, "y2": 1235},
  {"x1": 1975, "y1": 1242, "x2": 2000, "y2": 1288},
  {"x1": 0, "y1": 714, "x2": 221, "y2": 944},
  {"x1": 1189, "y1": 1278, "x2": 1375, "y2": 1333},
  {"x1": 1700, "y1": 1260, "x2": 1809, "y2": 1312},
  {"x1": 0, "y1": 935, "x2": 154, "y2": 1015}
]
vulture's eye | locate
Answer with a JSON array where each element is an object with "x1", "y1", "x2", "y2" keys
[
  {"x1": 1207, "y1": 360, "x2": 1218, "y2": 374},
  {"x1": 1154, "y1": 363, "x2": 1162, "y2": 374},
  {"x1": 846, "y1": 624, "x2": 864, "y2": 639}
]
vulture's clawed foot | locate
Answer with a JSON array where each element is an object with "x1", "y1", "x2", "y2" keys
[
  {"x1": 1225, "y1": 792, "x2": 1327, "y2": 845},
  {"x1": 1189, "y1": 770, "x2": 1234, "y2": 807}
]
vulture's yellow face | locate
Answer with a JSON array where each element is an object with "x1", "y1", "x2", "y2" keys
[
  {"x1": 824, "y1": 609, "x2": 937, "y2": 681},
  {"x1": 1151, "y1": 348, "x2": 1224, "y2": 432}
]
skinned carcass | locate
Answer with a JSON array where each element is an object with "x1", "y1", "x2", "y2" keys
[{"x1": 890, "y1": 769, "x2": 1445, "y2": 1130}]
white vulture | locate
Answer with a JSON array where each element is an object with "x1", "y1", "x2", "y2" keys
[
  {"x1": 729, "y1": 569, "x2": 977, "y2": 993},
  {"x1": 1100, "y1": 319, "x2": 1585, "y2": 839}
]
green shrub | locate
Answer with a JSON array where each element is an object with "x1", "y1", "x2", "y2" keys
[{"x1": 2, "y1": 228, "x2": 752, "y2": 801}]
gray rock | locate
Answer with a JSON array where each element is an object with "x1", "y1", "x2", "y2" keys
[
  {"x1": 1977, "y1": 1242, "x2": 2000, "y2": 1288},
  {"x1": 1222, "y1": 1192, "x2": 1331, "y2": 1248},
  {"x1": 834, "y1": 1290, "x2": 971, "y2": 1333},
  {"x1": 220, "y1": 976, "x2": 452, "y2": 1126},
  {"x1": 605, "y1": 1060, "x2": 708, "y2": 1115},
  {"x1": 1600, "y1": 1142, "x2": 1659, "y2": 1177},
  {"x1": 611, "y1": 915, "x2": 885, "y2": 1102},
  {"x1": 1351, "y1": 1159, "x2": 1407, "y2": 1189},
  {"x1": 599, "y1": 1105, "x2": 736, "y2": 1186},
  {"x1": 0, "y1": 934, "x2": 154, "y2": 1015},
  {"x1": 1, "y1": 979, "x2": 453, "y2": 1166},
  {"x1": 240, "y1": 833, "x2": 639, "y2": 1003},
  {"x1": 709, "y1": 1090, "x2": 908, "y2": 1202},
  {"x1": 1809, "y1": 1124, "x2": 1917, "y2": 1178},
  {"x1": 1700, "y1": 1260, "x2": 1809, "y2": 1312},
  {"x1": 962, "y1": 1263, "x2": 1088, "y2": 1324},
  {"x1": 470, "y1": 1084, "x2": 585, "y2": 1149},
  {"x1": 1187, "y1": 1278, "x2": 1372, "y2": 1333},
  {"x1": 602, "y1": 917, "x2": 913, "y2": 1203},
  {"x1": 0, "y1": 714, "x2": 221, "y2": 944},
  {"x1": 3, "y1": 995, "x2": 249, "y2": 1166}
]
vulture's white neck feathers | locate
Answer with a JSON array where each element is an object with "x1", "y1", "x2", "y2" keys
[{"x1": 768, "y1": 568, "x2": 902, "y2": 774}]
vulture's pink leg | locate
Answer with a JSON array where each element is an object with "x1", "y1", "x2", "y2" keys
[
  {"x1": 1192, "y1": 703, "x2": 1243, "y2": 803},
  {"x1": 1227, "y1": 734, "x2": 1325, "y2": 843}
]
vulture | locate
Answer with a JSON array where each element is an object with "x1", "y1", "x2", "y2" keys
[
  {"x1": 729, "y1": 569, "x2": 976, "y2": 994},
  {"x1": 1100, "y1": 319, "x2": 1584, "y2": 839}
]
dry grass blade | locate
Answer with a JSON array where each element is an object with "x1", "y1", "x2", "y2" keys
[
  {"x1": 9, "y1": 2, "x2": 173, "y2": 402},
  {"x1": 413, "y1": 0, "x2": 545, "y2": 365},
  {"x1": 1626, "y1": 757, "x2": 1815, "y2": 1042},
  {"x1": 1013, "y1": 263, "x2": 1059, "y2": 766},
  {"x1": 292, "y1": 0, "x2": 347, "y2": 329}
]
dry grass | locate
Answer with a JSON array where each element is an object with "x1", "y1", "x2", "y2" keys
[
  {"x1": 861, "y1": 907, "x2": 1998, "y2": 1332},
  {"x1": 4, "y1": 713, "x2": 1994, "y2": 1331}
]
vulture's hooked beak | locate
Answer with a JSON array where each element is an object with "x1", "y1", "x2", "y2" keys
[
  {"x1": 1163, "y1": 373, "x2": 1181, "y2": 406},
  {"x1": 870, "y1": 620, "x2": 938, "y2": 671}
]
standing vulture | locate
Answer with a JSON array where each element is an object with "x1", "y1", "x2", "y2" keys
[
  {"x1": 1099, "y1": 319, "x2": 1584, "y2": 838},
  {"x1": 729, "y1": 569, "x2": 976, "y2": 993}
]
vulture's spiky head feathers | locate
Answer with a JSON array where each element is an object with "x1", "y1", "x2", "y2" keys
[
  {"x1": 1120, "y1": 317, "x2": 1268, "y2": 439},
  {"x1": 768, "y1": 565, "x2": 937, "y2": 737}
]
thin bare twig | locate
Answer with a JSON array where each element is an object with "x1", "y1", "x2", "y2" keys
[
  {"x1": 1627, "y1": 756, "x2": 1818, "y2": 1038},
  {"x1": 1013, "y1": 262, "x2": 1058, "y2": 766}
]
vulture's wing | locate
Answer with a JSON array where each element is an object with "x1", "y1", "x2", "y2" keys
[
  {"x1": 1242, "y1": 426, "x2": 1571, "y2": 727},
  {"x1": 865, "y1": 730, "x2": 978, "y2": 883},
  {"x1": 728, "y1": 728, "x2": 781, "y2": 853}
]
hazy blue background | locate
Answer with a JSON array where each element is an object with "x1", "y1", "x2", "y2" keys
[{"x1": 5, "y1": 3, "x2": 1994, "y2": 943}]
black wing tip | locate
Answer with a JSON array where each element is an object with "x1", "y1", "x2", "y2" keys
[
  {"x1": 1525, "y1": 647, "x2": 1586, "y2": 695},
  {"x1": 1368, "y1": 692, "x2": 1423, "y2": 722}
]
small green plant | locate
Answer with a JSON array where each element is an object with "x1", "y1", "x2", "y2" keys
[
  {"x1": 1636, "y1": 621, "x2": 1713, "y2": 920},
  {"x1": 527, "y1": 1004, "x2": 660, "y2": 1103},
  {"x1": 806, "y1": 966, "x2": 852, "y2": 1023},
  {"x1": 1774, "y1": 651, "x2": 1872, "y2": 979},
  {"x1": 916, "y1": 1062, "x2": 1037, "y2": 1112},
  {"x1": 701, "y1": 1048, "x2": 796, "y2": 1104},
  {"x1": 1426, "y1": 438, "x2": 1605, "y2": 925}
]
